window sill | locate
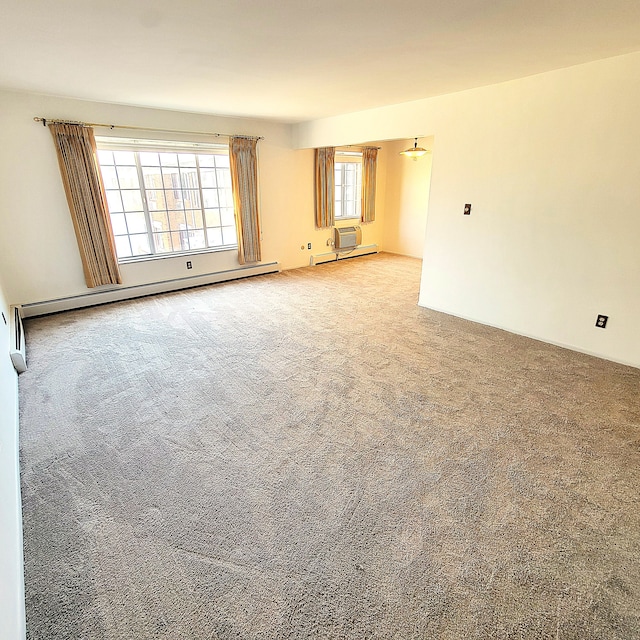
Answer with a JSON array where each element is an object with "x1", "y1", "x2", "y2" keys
[
  {"x1": 335, "y1": 216, "x2": 361, "y2": 222},
  {"x1": 118, "y1": 245, "x2": 238, "y2": 265}
]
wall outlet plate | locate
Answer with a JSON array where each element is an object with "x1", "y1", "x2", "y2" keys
[
  {"x1": 186, "y1": 261, "x2": 192, "y2": 269},
  {"x1": 596, "y1": 314, "x2": 608, "y2": 328}
]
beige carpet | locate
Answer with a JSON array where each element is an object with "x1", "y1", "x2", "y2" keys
[{"x1": 19, "y1": 253, "x2": 640, "y2": 639}]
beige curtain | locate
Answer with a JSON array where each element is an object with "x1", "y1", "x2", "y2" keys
[
  {"x1": 361, "y1": 147, "x2": 378, "y2": 223},
  {"x1": 314, "y1": 147, "x2": 335, "y2": 228},
  {"x1": 229, "y1": 137, "x2": 261, "y2": 264},
  {"x1": 49, "y1": 123, "x2": 121, "y2": 288}
]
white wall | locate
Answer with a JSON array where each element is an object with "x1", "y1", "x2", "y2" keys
[
  {"x1": 0, "y1": 278, "x2": 26, "y2": 640},
  {"x1": 295, "y1": 51, "x2": 640, "y2": 369},
  {"x1": 0, "y1": 90, "x2": 388, "y2": 308},
  {"x1": 382, "y1": 139, "x2": 433, "y2": 258}
]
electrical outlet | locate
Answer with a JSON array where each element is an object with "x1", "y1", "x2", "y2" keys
[
  {"x1": 307, "y1": 242, "x2": 312, "y2": 250},
  {"x1": 596, "y1": 314, "x2": 608, "y2": 328},
  {"x1": 464, "y1": 204, "x2": 472, "y2": 215},
  {"x1": 186, "y1": 261, "x2": 192, "y2": 269}
]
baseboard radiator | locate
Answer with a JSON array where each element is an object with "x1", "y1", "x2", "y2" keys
[
  {"x1": 9, "y1": 305, "x2": 27, "y2": 373},
  {"x1": 310, "y1": 243, "x2": 379, "y2": 266},
  {"x1": 21, "y1": 262, "x2": 280, "y2": 318}
]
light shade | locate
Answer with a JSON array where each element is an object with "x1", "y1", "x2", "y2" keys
[{"x1": 400, "y1": 138, "x2": 428, "y2": 159}]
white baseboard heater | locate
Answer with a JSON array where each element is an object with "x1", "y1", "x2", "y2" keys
[
  {"x1": 310, "y1": 244, "x2": 378, "y2": 266},
  {"x1": 9, "y1": 305, "x2": 27, "y2": 373},
  {"x1": 21, "y1": 262, "x2": 280, "y2": 318}
]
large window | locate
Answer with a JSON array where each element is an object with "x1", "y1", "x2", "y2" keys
[
  {"x1": 96, "y1": 138, "x2": 237, "y2": 260},
  {"x1": 335, "y1": 152, "x2": 362, "y2": 220}
]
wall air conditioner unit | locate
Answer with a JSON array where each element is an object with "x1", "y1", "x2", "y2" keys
[
  {"x1": 334, "y1": 226, "x2": 362, "y2": 250},
  {"x1": 9, "y1": 305, "x2": 27, "y2": 373}
]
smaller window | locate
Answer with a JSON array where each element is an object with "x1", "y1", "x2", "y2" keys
[{"x1": 335, "y1": 152, "x2": 362, "y2": 220}]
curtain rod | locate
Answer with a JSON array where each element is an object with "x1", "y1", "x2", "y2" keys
[
  {"x1": 338, "y1": 144, "x2": 382, "y2": 151},
  {"x1": 33, "y1": 117, "x2": 263, "y2": 140}
]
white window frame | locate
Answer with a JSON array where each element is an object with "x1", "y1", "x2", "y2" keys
[
  {"x1": 96, "y1": 137, "x2": 238, "y2": 262},
  {"x1": 334, "y1": 151, "x2": 362, "y2": 220}
]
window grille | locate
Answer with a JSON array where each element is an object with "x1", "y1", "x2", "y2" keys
[{"x1": 96, "y1": 137, "x2": 237, "y2": 260}]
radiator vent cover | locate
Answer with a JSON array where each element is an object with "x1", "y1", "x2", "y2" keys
[
  {"x1": 334, "y1": 226, "x2": 362, "y2": 250},
  {"x1": 9, "y1": 305, "x2": 26, "y2": 373}
]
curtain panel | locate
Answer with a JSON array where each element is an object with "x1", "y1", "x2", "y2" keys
[
  {"x1": 49, "y1": 123, "x2": 122, "y2": 288},
  {"x1": 361, "y1": 147, "x2": 378, "y2": 223},
  {"x1": 314, "y1": 147, "x2": 335, "y2": 228},
  {"x1": 229, "y1": 137, "x2": 261, "y2": 264}
]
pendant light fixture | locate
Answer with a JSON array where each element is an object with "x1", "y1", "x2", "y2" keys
[{"x1": 400, "y1": 138, "x2": 428, "y2": 159}]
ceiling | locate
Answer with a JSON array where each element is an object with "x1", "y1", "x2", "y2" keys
[{"x1": 2, "y1": 0, "x2": 640, "y2": 123}]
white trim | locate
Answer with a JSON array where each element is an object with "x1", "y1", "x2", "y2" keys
[
  {"x1": 21, "y1": 262, "x2": 280, "y2": 317},
  {"x1": 420, "y1": 303, "x2": 640, "y2": 371},
  {"x1": 95, "y1": 136, "x2": 228, "y2": 153},
  {"x1": 310, "y1": 244, "x2": 378, "y2": 266}
]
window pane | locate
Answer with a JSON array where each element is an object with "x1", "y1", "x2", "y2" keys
[
  {"x1": 159, "y1": 153, "x2": 178, "y2": 167},
  {"x1": 198, "y1": 154, "x2": 215, "y2": 167},
  {"x1": 122, "y1": 190, "x2": 144, "y2": 212},
  {"x1": 199, "y1": 169, "x2": 215, "y2": 188},
  {"x1": 146, "y1": 189, "x2": 166, "y2": 210},
  {"x1": 110, "y1": 213, "x2": 127, "y2": 235},
  {"x1": 125, "y1": 211, "x2": 147, "y2": 234},
  {"x1": 169, "y1": 212, "x2": 186, "y2": 231},
  {"x1": 162, "y1": 168, "x2": 179, "y2": 188},
  {"x1": 202, "y1": 189, "x2": 219, "y2": 208},
  {"x1": 185, "y1": 209, "x2": 203, "y2": 228},
  {"x1": 142, "y1": 167, "x2": 163, "y2": 188},
  {"x1": 335, "y1": 201, "x2": 342, "y2": 217},
  {"x1": 150, "y1": 211, "x2": 169, "y2": 231},
  {"x1": 220, "y1": 208, "x2": 235, "y2": 226},
  {"x1": 215, "y1": 155, "x2": 230, "y2": 168},
  {"x1": 116, "y1": 166, "x2": 139, "y2": 189},
  {"x1": 179, "y1": 226, "x2": 192, "y2": 250},
  {"x1": 172, "y1": 230, "x2": 188, "y2": 252},
  {"x1": 153, "y1": 232, "x2": 173, "y2": 253},
  {"x1": 114, "y1": 235, "x2": 131, "y2": 258},
  {"x1": 98, "y1": 149, "x2": 114, "y2": 165},
  {"x1": 182, "y1": 191, "x2": 200, "y2": 209},
  {"x1": 178, "y1": 153, "x2": 196, "y2": 167},
  {"x1": 218, "y1": 189, "x2": 231, "y2": 208},
  {"x1": 105, "y1": 190, "x2": 123, "y2": 213},
  {"x1": 130, "y1": 234, "x2": 151, "y2": 256},
  {"x1": 221, "y1": 226, "x2": 237, "y2": 245},
  {"x1": 100, "y1": 166, "x2": 118, "y2": 189},
  {"x1": 181, "y1": 171, "x2": 200, "y2": 208},
  {"x1": 166, "y1": 195, "x2": 183, "y2": 211},
  {"x1": 189, "y1": 229, "x2": 206, "y2": 250},
  {"x1": 205, "y1": 209, "x2": 221, "y2": 227},
  {"x1": 113, "y1": 150, "x2": 135, "y2": 165},
  {"x1": 163, "y1": 170, "x2": 182, "y2": 209},
  {"x1": 218, "y1": 169, "x2": 231, "y2": 188},
  {"x1": 207, "y1": 227, "x2": 223, "y2": 247},
  {"x1": 139, "y1": 152, "x2": 160, "y2": 166}
]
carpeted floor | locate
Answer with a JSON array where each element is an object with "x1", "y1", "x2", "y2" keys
[{"x1": 19, "y1": 253, "x2": 640, "y2": 639}]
